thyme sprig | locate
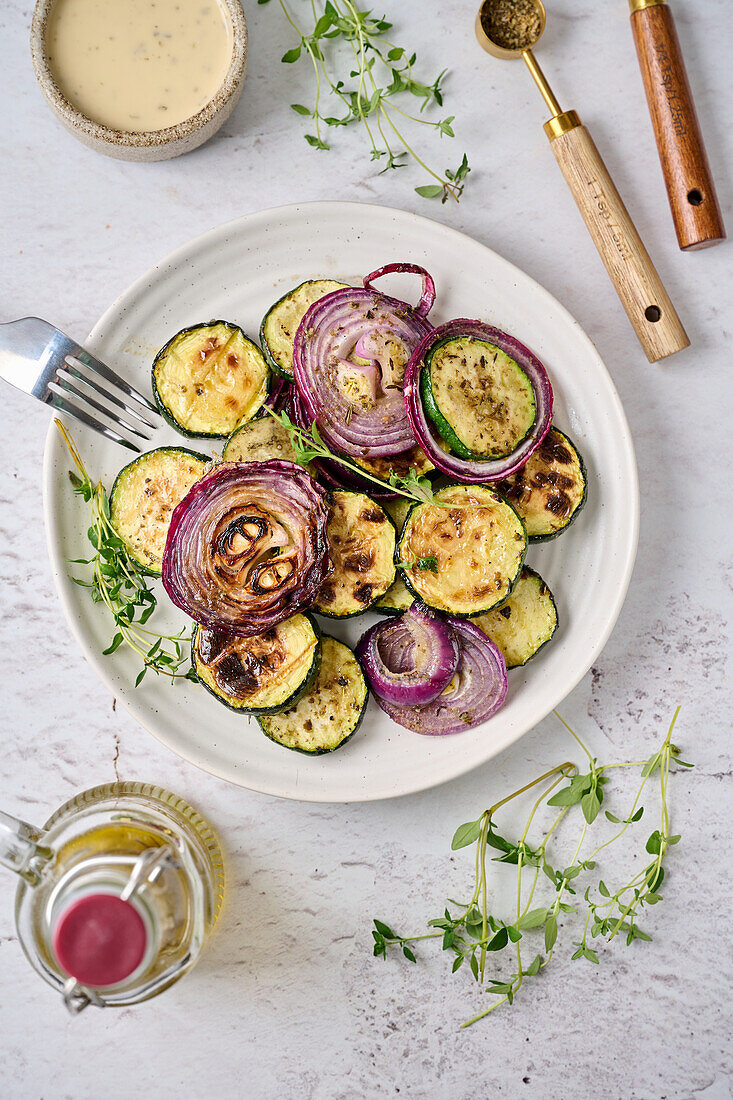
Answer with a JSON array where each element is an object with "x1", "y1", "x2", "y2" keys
[
  {"x1": 262, "y1": 0, "x2": 470, "y2": 202},
  {"x1": 373, "y1": 709, "x2": 692, "y2": 1027},
  {"x1": 268, "y1": 407, "x2": 437, "y2": 504},
  {"x1": 57, "y1": 421, "x2": 197, "y2": 687}
]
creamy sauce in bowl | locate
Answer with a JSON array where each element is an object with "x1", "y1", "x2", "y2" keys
[{"x1": 45, "y1": 0, "x2": 233, "y2": 132}]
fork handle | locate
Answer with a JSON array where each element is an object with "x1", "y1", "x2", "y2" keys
[{"x1": 630, "y1": 0, "x2": 725, "y2": 250}]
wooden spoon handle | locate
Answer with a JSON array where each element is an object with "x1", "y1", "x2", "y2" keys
[
  {"x1": 630, "y1": 0, "x2": 725, "y2": 251},
  {"x1": 547, "y1": 115, "x2": 689, "y2": 362}
]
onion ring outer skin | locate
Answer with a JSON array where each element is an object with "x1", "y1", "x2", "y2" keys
[
  {"x1": 374, "y1": 616, "x2": 508, "y2": 735},
  {"x1": 404, "y1": 319, "x2": 553, "y2": 483},
  {"x1": 362, "y1": 262, "x2": 437, "y2": 319},
  {"x1": 292, "y1": 265, "x2": 435, "y2": 459},
  {"x1": 162, "y1": 460, "x2": 331, "y2": 635},
  {"x1": 355, "y1": 602, "x2": 460, "y2": 706}
]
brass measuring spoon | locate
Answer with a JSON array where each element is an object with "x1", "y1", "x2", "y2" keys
[{"x1": 476, "y1": 0, "x2": 689, "y2": 363}]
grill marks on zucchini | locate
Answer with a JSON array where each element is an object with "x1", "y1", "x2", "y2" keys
[
  {"x1": 260, "y1": 279, "x2": 349, "y2": 380},
  {"x1": 222, "y1": 416, "x2": 301, "y2": 466},
  {"x1": 152, "y1": 321, "x2": 269, "y2": 438},
  {"x1": 473, "y1": 566, "x2": 558, "y2": 668},
  {"x1": 397, "y1": 484, "x2": 527, "y2": 616},
  {"x1": 257, "y1": 636, "x2": 368, "y2": 753},
  {"x1": 192, "y1": 613, "x2": 320, "y2": 715},
  {"x1": 421, "y1": 336, "x2": 536, "y2": 460},
  {"x1": 497, "y1": 427, "x2": 587, "y2": 541},
  {"x1": 315, "y1": 491, "x2": 396, "y2": 617},
  {"x1": 109, "y1": 447, "x2": 208, "y2": 574}
]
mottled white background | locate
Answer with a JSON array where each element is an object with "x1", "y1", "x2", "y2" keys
[{"x1": 1, "y1": 0, "x2": 731, "y2": 1097}]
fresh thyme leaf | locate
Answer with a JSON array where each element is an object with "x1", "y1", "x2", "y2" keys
[
  {"x1": 451, "y1": 819, "x2": 482, "y2": 850},
  {"x1": 396, "y1": 555, "x2": 439, "y2": 574},
  {"x1": 271, "y1": 1, "x2": 469, "y2": 201},
  {"x1": 57, "y1": 421, "x2": 195, "y2": 686},
  {"x1": 370, "y1": 709, "x2": 689, "y2": 1027}
]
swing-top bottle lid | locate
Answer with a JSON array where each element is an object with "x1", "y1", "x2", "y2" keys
[{"x1": 52, "y1": 892, "x2": 148, "y2": 988}]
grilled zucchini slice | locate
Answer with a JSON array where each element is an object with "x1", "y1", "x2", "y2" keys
[
  {"x1": 314, "y1": 491, "x2": 396, "y2": 618},
  {"x1": 473, "y1": 566, "x2": 558, "y2": 668},
  {"x1": 260, "y1": 279, "x2": 349, "y2": 380},
  {"x1": 222, "y1": 416, "x2": 300, "y2": 465},
  {"x1": 374, "y1": 497, "x2": 415, "y2": 615},
  {"x1": 152, "y1": 321, "x2": 269, "y2": 438},
  {"x1": 192, "y1": 614, "x2": 321, "y2": 715},
  {"x1": 421, "y1": 335, "x2": 536, "y2": 460},
  {"x1": 258, "y1": 636, "x2": 368, "y2": 753},
  {"x1": 109, "y1": 447, "x2": 208, "y2": 575},
  {"x1": 497, "y1": 427, "x2": 587, "y2": 541},
  {"x1": 353, "y1": 443, "x2": 434, "y2": 482},
  {"x1": 397, "y1": 483, "x2": 527, "y2": 616}
]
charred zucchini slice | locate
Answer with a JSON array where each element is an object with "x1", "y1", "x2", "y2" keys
[
  {"x1": 374, "y1": 497, "x2": 415, "y2": 615},
  {"x1": 109, "y1": 447, "x2": 208, "y2": 575},
  {"x1": 421, "y1": 335, "x2": 536, "y2": 460},
  {"x1": 260, "y1": 279, "x2": 349, "y2": 380},
  {"x1": 373, "y1": 576, "x2": 414, "y2": 615},
  {"x1": 397, "y1": 483, "x2": 527, "y2": 616},
  {"x1": 353, "y1": 443, "x2": 434, "y2": 482},
  {"x1": 192, "y1": 614, "x2": 321, "y2": 715},
  {"x1": 257, "y1": 636, "x2": 368, "y2": 753},
  {"x1": 152, "y1": 321, "x2": 269, "y2": 438},
  {"x1": 496, "y1": 427, "x2": 587, "y2": 541},
  {"x1": 314, "y1": 491, "x2": 396, "y2": 618},
  {"x1": 222, "y1": 416, "x2": 300, "y2": 465},
  {"x1": 473, "y1": 566, "x2": 558, "y2": 668}
]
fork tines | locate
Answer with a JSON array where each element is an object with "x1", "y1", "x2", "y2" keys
[{"x1": 49, "y1": 353, "x2": 161, "y2": 452}]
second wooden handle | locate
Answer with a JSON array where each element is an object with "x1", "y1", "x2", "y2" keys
[
  {"x1": 631, "y1": 2, "x2": 725, "y2": 251},
  {"x1": 549, "y1": 121, "x2": 689, "y2": 362}
]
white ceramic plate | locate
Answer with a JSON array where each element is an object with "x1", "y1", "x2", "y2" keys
[{"x1": 43, "y1": 202, "x2": 638, "y2": 802}]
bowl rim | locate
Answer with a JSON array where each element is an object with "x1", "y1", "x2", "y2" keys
[{"x1": 30, "y1": 0, "x2": 248, "y2": 148}]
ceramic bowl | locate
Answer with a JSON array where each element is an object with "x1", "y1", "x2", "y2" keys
[{"x1": 30, "y1": 0, "x2": 247, "y2": 162}]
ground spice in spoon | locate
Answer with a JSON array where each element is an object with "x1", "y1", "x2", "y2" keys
[{"x1": 481, "y1": 0, "x2": 542, "y2": 50}]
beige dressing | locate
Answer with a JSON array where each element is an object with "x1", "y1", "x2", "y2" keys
[{"x1": 45, "y1": 0, "x2": 233, "y2": 132}]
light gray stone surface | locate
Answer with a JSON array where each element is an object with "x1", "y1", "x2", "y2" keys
[{"x1": 1, "y1": 1, "x2": 731, "y2": 1097}]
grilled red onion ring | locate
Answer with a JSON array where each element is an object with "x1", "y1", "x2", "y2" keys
[
  {"x1": 404, "y1": 319, "x2": 553, "y2": 482},
  {"x1": 292, "y1": 263, "x2": 435, "y2": 458},
  {"x1": 162, "y1": 461, "x2": 330, "y2": 635},
  {"x1": 356, "y1": 603, "x2": 460, "y2": 706},
  {"x1": 374, "y1": 616, "x2": 508, "y2": 734}
]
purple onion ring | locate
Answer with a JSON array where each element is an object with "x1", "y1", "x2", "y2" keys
[
  {"x1": 292, "y1": 263, "x2": 435, "y2": 458},
  {"x1": 404, "y1": 319, "x2": 554, "y2": 483},
  {"x1": 355, "y1": 603, "x2": 460, "y2": 706},
  {"x1": 374, "y1": 616, "x2": 508, "y2": 735},
  {"x1": 162, "y1": 460, "x2": 331, "y2": 635}
]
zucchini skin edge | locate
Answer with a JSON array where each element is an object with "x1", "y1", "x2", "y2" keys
[
  {"x1": 257, "y1": 636, "x2": 369, "y2": 755},
  {"x1": 420, "y1": 336, "x2": 537, "y2": 463},
  {"x1": 190, "y1": 613, "x2": 323, "y2": 717},
  {"x1": 500, "y1": 565, "x2": 559, "y2": 670},
  {"x1": 109, "y1": 446, "x2": 210, "y2": 577},
  {"x1": 526, "y1": 428, "x2": 589, "y2": 544},
  {"x1": 259, "y1": 289, "x2": 295, "y2": 381},
  {"x1": 314, "y1": 490, "x2": 398, "y2": 620},
  {"x1": 151, "y1": 320, "x2": 271, "y2": 440},
  {"x1": 395, "y1": 489, "x2": 529, "y2": 618}
]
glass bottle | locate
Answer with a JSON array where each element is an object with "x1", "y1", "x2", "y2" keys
[{"x1": 0, "y1": 781, "x2": 224, "y2": 1013}]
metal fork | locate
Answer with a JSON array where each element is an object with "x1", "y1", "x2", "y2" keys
[{"x1": 0, "y1": 317, "x2": 163, "y2": 452}]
